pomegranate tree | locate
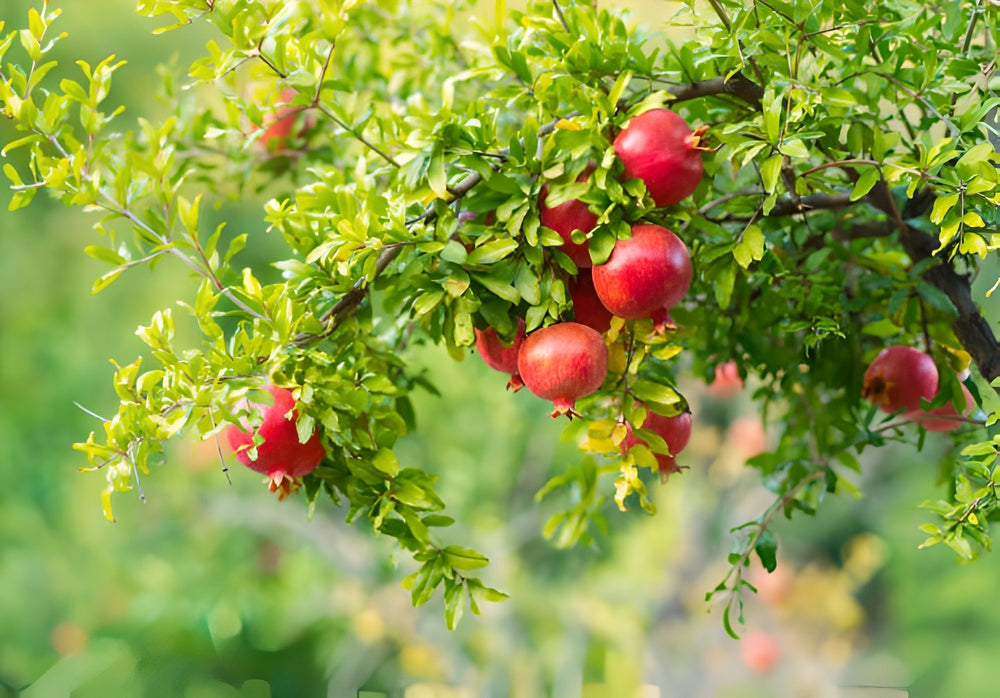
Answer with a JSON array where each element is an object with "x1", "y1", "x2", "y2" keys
[
  {"x1": 517, "y1": 322, "x2": 609, "y2": 418},
  {"x1": 613, "y1": 108, "x2": 707, "y2": 207},
  {"x1": 591, "y1": 223, "x2": 692, "y2": 320},
  {"x1": 861, "y1": 345, "x2": 939, "y2": 414},
  {"x1": 474, "y1": 318, "x2": 526, "y2": 391},
  {"x1": 622, "y1": 405, "x2": 693, "y2": 480},
  {"x1": 226, "y1": 384, "x2": 327, "y2": 498}
]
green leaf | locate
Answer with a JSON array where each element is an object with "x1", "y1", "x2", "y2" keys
[
  {"x1": 629, "y1": 381, "x2": 681, "y2": 413},
  {"x1": 471, "y1": 272, "x2": 520, "y2": 303},
  {"x1": 754, "y1": 528, "x2": 777, "y2": 572},
  {"x1": 92, "y1": 269, "x2": 123, "y2": 294},
  {"x1": 372, "y1": 447, "x2": 400, "y2": 477},
  {"x1": 443, "y1": 545, "x2": 489, "y2": 570},
  {"x1": 850, "y1": 168, "x2": 880, "y2": 201},
  {"x1": 930, "y1": 193, "x2": 959, "y2": 224},
  {"x1": 760, "y1": 153, "x2": 782, "y2": 193},
  {"x1": 466, "y1": 238, "x2": 518, "y2": 265},
  {"x1": 410, "y1": 559, "x2": 445, "y2": 607},
  {"x1": 444, "y1": 579, "x2": 465, "y2": 630},
  {"x1": 733, "y1": 225, "x2": 764, "y2": 269},
  {"x1": 84, "y1": 244, "x2": 127, "y2": 267}
]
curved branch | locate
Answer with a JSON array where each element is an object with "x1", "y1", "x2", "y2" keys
[
  {"x1": 669, "y1": 72, "x2": 764, "y2": 110},
  {"x1": 899, "y1": 223, "x2": 1000, "y2": 384},
  {"x1": 863, "y1": 181, "x2": 1000, "y2": 384}
]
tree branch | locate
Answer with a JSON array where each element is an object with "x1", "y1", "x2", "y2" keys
[
  {"x1": 669, "y1": 73, "x2": 764, "y2": 110},
  {"x1": 703, "y1": 191, "x2": 854, "y2": 222},
  {"x1": 862, "y1": 181, "x2": 1000, "y2": 384},
  {"x1": 898, "y1": 223, "x2": 1000, "y2": 384}
]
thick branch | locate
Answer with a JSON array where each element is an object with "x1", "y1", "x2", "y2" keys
[
  {"x1": 669, "y1": 73, "x2": 764, "y2": 110},
  {"x1": 863, "y1": 181, "x2": 1000, "y2": 384},
  {"x1": 703, "y1": 191, "x2": 854, "y2": 222},
  {"x1": 898, "y1": 224, "x2": 1000, "y2": 384}
]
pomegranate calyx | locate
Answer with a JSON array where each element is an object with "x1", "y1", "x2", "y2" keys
[
  {"x1": 861, "y1": 373, "x2": 893, "y2": 406},
  {"x1": 550, "y1": 400, "x2": 582, "y2": 420},
  {"x1": 658, "y1": 459, "x2": 688, "y2": 483},
  {"x1": 267, "y1": 472, "x2": 301, "y2": 500},
  {"x1": 687, "y1": 124, "x2": 715, "y2": 152},
  {"x1": 650, "y1": 307, "x2": 679, "y2": 334},
  {"x1": 506, "y1": 374, "x2": 525, "y2": 393}
]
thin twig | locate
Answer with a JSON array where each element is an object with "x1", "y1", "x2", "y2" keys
[{"x1": 552, "y1": 0, "x2": 570, "y2": 31}]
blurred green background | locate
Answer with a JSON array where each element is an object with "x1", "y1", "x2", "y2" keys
[{"x1": 2, "y1": 1, "x2": 999, "y2": 696}]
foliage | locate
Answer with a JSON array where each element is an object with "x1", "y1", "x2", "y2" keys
[{"x1": 1, "y1": 0, "x2": 999, "y2": 633}]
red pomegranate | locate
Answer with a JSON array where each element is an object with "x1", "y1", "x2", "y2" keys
[
  {"x1": 591, "y1": 224, "x2": 692, "y2": 320},
  {"x1": 862, "y1": 345, "x2": 938, "y2": 414},
  {"x1": 907, "y1": 381, "x2": 975, "y2": 432},
  {"x1": 706, "y1": 360, "x2": 744, "y2": 398},
  {"x1": 474, "y1": 318, "x2": 526, "y2": 392},
  {"x1": 539, "y1": 171, "x2": 598, "y2": 269},
  {"x1": 226, "y1": 384, "x2": 326, "y2": 498},
  {"x1": 568, "y1": 270, "x2": 614, "y2": 334},
  {"x1": 258, "y1": 88, "x2": 310, "y2": 152},
  {"x1": 622, "y1": 405, "x2": 692, "y2": 481},
  {"x1": 517, "y1": 322, "x2": 609, "y2": 418},
  {"x1": 741, "y1": 631, "x2": 782, "y2": 674},
  {"x1": 613, "y1": 108, "x2": 707, "y2": 207}
]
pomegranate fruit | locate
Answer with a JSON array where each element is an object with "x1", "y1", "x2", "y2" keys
[
  {"x1": 706, "y1": 360, "x2": 743, "y2": 398},
  {"x1": 591, "y1": 224, "x2": 692, "y2": 320},
  {"x1": 862, "y1": 345, "x2": 938, "y2": 414},
  {"x1": 474, "y1": 318, "x2": 526, "y2": 391},
  {"x1": 623, "y1": 405, "x2": 692, "y2": 481},
  {"x1": 258, "y1": 88, "x2": 309, "y2": 152},
  {"x1": 568, "y1": 270, "x2": 614, "y2": 334},
  {"x1": 226, "y1": 384, "x2": 326, "y2": 498},
  {"x1": 613, "y1": 108, "x2": 707, "y2": 207},
  {"x1": 539, "y1": 172, "x2": 598, "y2": 269},
  {"x1": 740, "y1": 631, "x2": 781, "y2": 674},
  {"x1": 907, "y1": 381, "x2": 975, "y2": 432},
  {"x1": 726, "y1": 415, "x2": 767, "y2": 460},
  {"x1": 517, "y1": 322, "x2": 609, "y2": 417}
]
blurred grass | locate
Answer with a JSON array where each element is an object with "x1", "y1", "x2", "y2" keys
[{"x1": 2, "y1": 1, "x2": 1000, "y2": 697}]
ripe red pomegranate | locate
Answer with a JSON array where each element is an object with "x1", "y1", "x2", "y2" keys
[
  {"x1": 862, "y1": 345, "x2": 938, "y2": 414},
  {"x1": 226, "y1": 384, "x2": 326, "y2": 498},
  {"x1": 741, "y1": 631, "x2": 781, "y2": 674},
  {"x1": 517, "y1": 322, "x2": 609, "y2": 417},
  {"x1": 568, "y1": 270, "x2": 614, "y2": 334},
  {"x1": 474, "y1": 318, "x2": 526, "y2": 391},
  {"x1": 613, "y1": 108, "x2": 707, "y2": 207},
  {"x1": 907, "y1": 381, "x2": 975, "y2": 432},
  {"x1": 706, "y1": 360, "x2": 743, "y2": 398},
  {"x1": 591, "y1": 224, "x2": 692, "y2": 320},
  {"x1": 258, "y1": 88, "x2": 310, "y2": 152},
  {"x1": 622, "y1": 405, "x2": 692, "y2": 481},
  {"x1": 539, "y1": 172, "x2": 598, "y2": 269}
]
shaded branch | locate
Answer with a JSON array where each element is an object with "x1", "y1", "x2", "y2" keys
[
  {"x1": 899, "y1": 222, "x2": 1000, "y2": 384},
  {"x1": 862, "y1": 181, "x2": 1000, "y2": 384},
  {"x1": 703, "y1": 191, "x2": 854, "y2": 222},
  {"x1": 669, "y1": 73, "x2": 764, "y2": 110}
]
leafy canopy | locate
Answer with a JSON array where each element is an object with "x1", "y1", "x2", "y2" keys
[{"x1": 1, "y1": 0, "x2": 999, "y2": 631}]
